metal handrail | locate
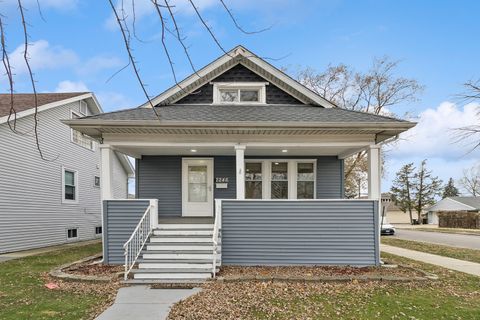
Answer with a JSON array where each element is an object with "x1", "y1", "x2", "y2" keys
[
  {"x1": 212, "y1": 199, "x2": 222, "y2": 277},
  {"x1": 123, "y1": 199, "x2": 158, "y2": 280}
]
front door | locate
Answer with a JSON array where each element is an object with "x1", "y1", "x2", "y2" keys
[{"x1": 182, "y1": 158, "x2": 214, "y2": 217}]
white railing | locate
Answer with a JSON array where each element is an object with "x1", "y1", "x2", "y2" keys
[
  {"x1": 212, "y1": 199, "x2": 222, "y2": 277},
  {"x1": 123, "y1": 199, "x2": 158, "y2": 280}
]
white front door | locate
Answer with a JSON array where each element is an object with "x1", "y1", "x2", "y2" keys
[{"x1": 182, "y1": 158, "x2": 214, "y2": 217}]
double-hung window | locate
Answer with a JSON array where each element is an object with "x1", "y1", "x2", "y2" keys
[
  {"x1": 245, "y1": 160, "x2": 316, "y2": 200},
  {"x1": 71, "y1": 111, "x2": 94, "y2": 150},
  {"x1": 62, "y1": 167, "x2": 78, "y2": 203}
]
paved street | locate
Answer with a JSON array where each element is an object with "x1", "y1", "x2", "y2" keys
[{"x1": 393, "y1": 229, "x2": 480, "y2": 250}]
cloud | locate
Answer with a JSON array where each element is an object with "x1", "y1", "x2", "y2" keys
[
  {"x1": 389, "y1": 102, "x2": 480, "y2": 160},
  {"x1": 383, "y1": 102, "x2": 480, "y2": 191},
  {"x1": 55, "y1": 80, "x2": 89, "y2": 92},
  {"x1": 10, "y1": 40, "x2": 79, "y2": 75},
  {"x1": 77, "y1": 55, "x2": 124, "y2": 76}
]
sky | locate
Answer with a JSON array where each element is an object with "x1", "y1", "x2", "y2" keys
[{"x1": 1, "y1": 0, "x2": 480, "y2": 193}]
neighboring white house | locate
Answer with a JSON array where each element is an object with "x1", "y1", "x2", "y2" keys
[
  {"x1": 0, "y1": 93, "x2": 134, "y2": 253},
  {"x1": 426, "y1": 197, "x2": 480, "y2": 224}
]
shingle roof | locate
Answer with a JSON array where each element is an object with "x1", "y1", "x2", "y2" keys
[
  {"x1": 0, "y1": 92, "x2": 88, "y2": 118},
  {"x1": 80, "y1": 104, "x2": 407, "y2": 123},
  {"x1": 451, "y1": 197, "x2": 480, "y2": 209}
]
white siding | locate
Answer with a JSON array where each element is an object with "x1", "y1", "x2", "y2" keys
[
  {"x1": 112, "y1": 153, "x2": 128, "y2": 199},
  {"x1": 0, "y1": 100, "x2": 128, "y2": 253}
]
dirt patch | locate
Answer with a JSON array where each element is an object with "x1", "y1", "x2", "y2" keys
[
  {"x1": 65, "y1": 258, "x2": 124, "y2": 278},
  {"x1": 218, "y1": 264, "x2": 424, "y2": 280}
]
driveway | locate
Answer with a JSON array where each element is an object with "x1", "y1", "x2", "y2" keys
[{"x1": 393, "y1": 229, "x2": 480, "y2": 250}]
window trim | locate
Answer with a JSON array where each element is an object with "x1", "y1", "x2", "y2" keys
[
  {"x1": 66, "y1": 227, "x2": 78, "y2": 241},
  {"x1": 79, "y1": 100, "x2": 88, "y2": 116},
  {"x1": 212, "y1": 82, "x2": 267, "y2": 104},
  {"x1": 94, "y1": 175, "x2": 101, "y2": 188},
  {"x1": 70, "y1": 110, "x2": 95, "y2": 151},
  {"x1": 62, "y1": 166, "x2": 79, "y2": 204},
  {"x1": 244, "y1": 159, "x2": 317, "y2": 200}
]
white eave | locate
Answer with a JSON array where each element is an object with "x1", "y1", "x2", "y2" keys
[{"x1": 138, "y1": 46, "x2": 337, "y2": 108}]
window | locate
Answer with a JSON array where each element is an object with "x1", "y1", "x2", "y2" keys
[
  {"x1": 95, "y1": 226, "x2": 102, "y2": 235},
  {"x1": 297, "y1": 163, "x2": 315, "y2": 199},
  {"x1": 271, "y1": 162, "x2": 289, "y2": 199},
  {"x1": 94, "y1": 176, "x2": 100, "y2": 187},
  {"x1": 245, "y1": 162, "x2": 263, "y2": 199},
  {"x1": 63, "y1": 167, "x2": 78, "y2": 203},
  {"x1": 245, "y1": 160, "x2": 316, "y2": 200},
  {"x1": 71, "y1": 111, "x2": 94, "y2": 150},
  {"x1": 67, "y1": 228, "x2": 78, "y2": 239},
  {"x1": 213, "y1": 82, "x2": 266, "y2": 104},
  {"x1": 79, "y1": 100, "x2": 88, "y2": 115}
]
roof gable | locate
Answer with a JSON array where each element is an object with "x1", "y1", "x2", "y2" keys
[{"x1": 141, "y1": 46, "x2": 337, "y2": 108}]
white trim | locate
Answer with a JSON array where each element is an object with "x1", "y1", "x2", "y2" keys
[
  {"x1": 100, "y1": 146, "x2": 114, "y2": 201},
  {"x1": 138, "y1": 46, "x2": 337, "y2": 108},
  {"x1": 212, "y1": 82, "x2": 267, "y2": 104},
  {"x1": 235, "y1": 145, "x2": 246, "y2": 199},
  {"x1": 244, "y1": 159, "x2": 317, "y2": 200},
  {"x1": 367, "y1": 145, "x2": 381, "y2": 200},
  {"x1": 70, "y1": 110, "x2": 95, "y2": 151},
  {"x1": 0, "y1": 93, "x2": 102, "y2": 125},
  {"x1": 66, "y1": 227, "x2": 79, "y2": 240},
  {"x1": 62, "y1": 166, "x2": 79, "y2": 204},
  {"x1": 215, "y1": 198, "x2": 377, "y2": 202}
]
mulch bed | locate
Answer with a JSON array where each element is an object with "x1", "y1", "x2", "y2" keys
[{"x1": 64, "y1": 258, "x2": 124, "y2": 277}]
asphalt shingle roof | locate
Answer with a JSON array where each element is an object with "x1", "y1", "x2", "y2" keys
[
  {"x1": 451, "y1": 197, "x2": 480, "y2": 209},
  {"x1": 0, "y1": 92, "x2": 88, "y2": 118},
  {"x1": 81, "y1": 104, "x2": 407, "y2": 123}
]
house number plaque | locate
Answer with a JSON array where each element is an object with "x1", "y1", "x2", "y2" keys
[{"x1": 215, "y1": 177, "x2": 229, "y2": 189}]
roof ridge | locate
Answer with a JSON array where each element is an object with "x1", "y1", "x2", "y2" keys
[{"x1": 334, "y1": 107, "x2": 408, "y2": 122}]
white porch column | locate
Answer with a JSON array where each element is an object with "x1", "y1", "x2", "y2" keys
[
  {"x1": 235, "y1": 145, "x2": 246, "y2": 200},
  {"x1": 100, "y1": 145, "x2": 114, "y2": 201},
  {"x1": 367, "y1": 145, "x2": 381, "y2": 200}
]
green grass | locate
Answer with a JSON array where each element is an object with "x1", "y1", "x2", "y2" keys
[
  {"x1": 382, "y1": 237, "x2": 480, "y2": 264},
  {"x1": 0, "y1": 242, "x2": 107, "y2": 320}
]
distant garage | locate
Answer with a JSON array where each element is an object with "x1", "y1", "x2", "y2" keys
[{"x1": 427, "y1": 197, "x2": 480, "y2": 226}]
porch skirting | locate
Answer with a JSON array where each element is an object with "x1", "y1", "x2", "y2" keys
[{"x1": 220, "y1": 200, "x2": 380, "y2": 266}]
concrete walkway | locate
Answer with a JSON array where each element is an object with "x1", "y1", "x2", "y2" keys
[
  {"x1": 96, "y1": 286, "x2": 201, "y2": 320},
  {"x1": 382, "y1": 244, "x2": 480, "y2": 277}
]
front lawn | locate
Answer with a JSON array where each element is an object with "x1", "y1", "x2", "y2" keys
[
  {"x1": 382, "y1": 237, "x2": 480, "y2": 264},
  {"x1": 0, "y1": 242, "x2": 118, "y2": 320},
  {"x1": 168, "y1": 254, "x2": 480, "y2": 319}
]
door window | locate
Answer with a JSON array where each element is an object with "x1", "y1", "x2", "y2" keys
[
  {"x1": 188, "y1": 165, "x2": 208, "y2": 202},
  {"x1": 271, "y1": 162, "x2": 288, "y2": 199}
]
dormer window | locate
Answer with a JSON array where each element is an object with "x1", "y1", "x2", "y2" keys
[{"x1": 213, "y1": 82, "x2": 267, "y2": 104}]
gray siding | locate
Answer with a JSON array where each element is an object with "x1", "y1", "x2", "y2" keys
[
  {"x1": 221, "y1": 200, "x2": 379, "y2": 266},
  {"x1": 103, "y1": 200, "x2": 150, "y2": 264},
  {"x1": 0, "y1": 101, "x2": 128, "y2": 253},
  {"x1": 175, "y1": 64, "x2": 303, "y2": 105},
  {"x1": 136, "y1": 155, "x2": 343, "y2": 217}
]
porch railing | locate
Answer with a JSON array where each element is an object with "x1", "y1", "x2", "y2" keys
[
  {"x1": 212, "y1": 199, "x2": 222, "y2": 277},
  {"x1": 123, "y1": 199, "x2": 158, "y2": 280}
]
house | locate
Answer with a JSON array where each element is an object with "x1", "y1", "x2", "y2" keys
[
  {"x1": 427, "y1": 196, "x2": 480, "y2": 225},
  {"x1": 65, "y1": 46, "x2": 416, "y2": 283},
  {"x1": 381, "y1": 193, "x2": 411, "y2": 224},
  {"x1": 0, "y1": 93, "x2": 134, "y2": 254}
]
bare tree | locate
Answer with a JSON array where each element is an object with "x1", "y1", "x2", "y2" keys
[
  {"x1": 455, "y1": 79, "x2": 480, "y2": 150},
  {"x1": 295, "y1": 58, "x2": 423, "y2": 196},
  {"x1": 458, "y1": 164, "x2": 480, "y2": 196},
  {"x1": 413, "y1": 160, "x2": 442, "y2": 224},
  {"x1": 1, "y1": 0, "x2": 266, "y2": 159}
]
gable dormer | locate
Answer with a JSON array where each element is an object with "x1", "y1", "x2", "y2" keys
[{"x1": 141, "y1": 46, "x2": 337, "y2": 108}]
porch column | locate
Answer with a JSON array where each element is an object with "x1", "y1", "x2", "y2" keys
[
  {"x1": 100, "y1": 144, "x2": 114, "y2": 201},
  {"x1": 235, "y1": 145, "x2": 246, "y2": 200},
  {"x1": 367, "y1": 145, "x2": 381, "y2": 200}
]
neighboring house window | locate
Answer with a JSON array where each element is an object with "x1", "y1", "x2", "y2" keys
[
  {"x1": 95, "y1": 226, "x2": 102, "y2": 235},
  {"x1": 94, "y1": 176, "x2": 101, "y2": 187},
  {"x1": 67, "y1": 228, "x2": 78, "y2": 240},
  {"x1": 213, "y1": 82, "x2": 266, "y2": 104},
  {"x1": 79, "y1": 100, "x2": 89, "y2": 115},
  {"x1": 62, "y1": 167, "x2": 78, "y2": 203},
  {"x1": 245, "y1": 160, "x2": 316, "y2": 200},
  {"x1": 71, "y1": 111, "x2": 94, "y2": 150}
]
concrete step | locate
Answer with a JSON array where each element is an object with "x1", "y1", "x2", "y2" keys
[
  {"x1": 146, "y1": 244, "x2": 213, "y2": 251},
  {"x1": 138, "y1": 262, "x2": 215, "y2": 269},
  {"x1": 133, "y1": 268, "x2": 212, "y2": 274},
  {"x1": 143, "y1": 252, "x2": 220, "y2": 260},
  {"x1": 133, "y1": 272, "x2": 211, "y2": 280},
  {"x1": 156, "y1": 224, "x2": 213, "y2": 230},
  {"x1": 150, "y1": 237, "x2": 214, "y2": 243},
  {"x1": 124, "y1": 279, "x2": 207, "y2": 285},
  {"x1": 153, "y1": 230, "x2": 213, "y2": 236}
]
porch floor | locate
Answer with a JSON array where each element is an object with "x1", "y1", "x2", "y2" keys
[{"x1": 158, "y1": 217, "x2": 214, "y2": 224}]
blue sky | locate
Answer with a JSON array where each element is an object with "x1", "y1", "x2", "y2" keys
[{"x1": 2, "y1": 0, "x2": 480, "y2": 192}]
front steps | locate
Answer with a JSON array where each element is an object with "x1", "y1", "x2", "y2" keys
[{"x1": 128, "y1": 221, "x2": 220, "y2": 284}]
